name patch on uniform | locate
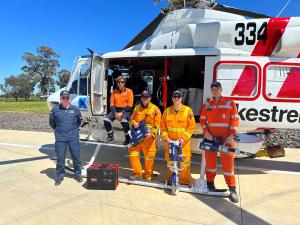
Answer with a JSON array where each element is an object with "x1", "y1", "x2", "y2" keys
[{"x1": 69, "y1": 110, "x2": 75, "y2": 114}]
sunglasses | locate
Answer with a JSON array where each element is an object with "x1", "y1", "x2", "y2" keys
[
  {"x1": 61, "y1": 96, "x2": 69, "y2": 100},
  {"x1": 116, "y1": 81, "x2": 125, "y2": 84},
  {"x1": 141, "y1": 96, "x2": 151, "y2": 99},
  {"x1": 172, "y1": 95, "x2": 181, "y2": 99}
]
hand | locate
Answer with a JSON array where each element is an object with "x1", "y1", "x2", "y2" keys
[
  {"x1": 145, "y1": 133, "x2": 152, "y2": 138},
  {"x1": 115, "y1": 112, "x2": 122, "y2": 120},
  {"x1": 204, "y1": 132, "x2": 213, "y2": 141},
  {"x1": 133, "y1": 122, "x2": 139, "y2": 129},
  {"x1": 226, "y1": 135, "x2": 234, "y2": 144},
  {"x1": 179, "y1": 138, "x2": 185, "y2": 147}
]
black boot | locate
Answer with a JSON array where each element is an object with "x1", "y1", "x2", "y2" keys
[
  {"x1": 207, "y1": 181, "x2": 216, "y2": 190},
  {"x1": 228, "y1": 187, "x2": 239, "y2": 203},
  {"x1": 105, "y1": 132, "x2": 114, "y2": 143},
  {"x1": 123, "y1": 134, "x2": 131, "y2": 145}
]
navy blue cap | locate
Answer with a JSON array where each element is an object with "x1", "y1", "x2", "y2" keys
[
  {"x1": 60, "y1": 90, "x2": 70, "y2": 97},
  {"x1": 141, "y1": 90, "x2": 151, "y2": 97},
  {"x1": 210, "y1": 81, "x2": 222, "y2": 88},
  {"x1": 172, "y1": 90, "x2": 182, "y2": 97}
]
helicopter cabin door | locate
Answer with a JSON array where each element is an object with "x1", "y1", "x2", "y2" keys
[{"x1": 90, "y1": 54, "x2": 107, "y2": 116}]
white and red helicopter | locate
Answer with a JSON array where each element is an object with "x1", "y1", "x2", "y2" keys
[{"x1": 48, "y1": 0, "x2": 300, "y2": 156}]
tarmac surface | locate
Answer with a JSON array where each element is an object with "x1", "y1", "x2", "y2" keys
[{"x1": 0, "y1": 129, "x2": 299, "y2": 225}]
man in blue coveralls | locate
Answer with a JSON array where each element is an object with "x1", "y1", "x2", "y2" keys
[{"x1": 49, "y1": 90, "x2": 82, "y2": 186}]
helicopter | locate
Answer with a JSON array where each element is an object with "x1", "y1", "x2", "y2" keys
[{"x1": 47, "y1": 0, "x2": 300, "y2": 155}]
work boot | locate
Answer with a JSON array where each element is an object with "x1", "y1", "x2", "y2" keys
[
  {"x1": 75, "y1": 175, "x2": 83, "y2": 183},
  {"x1": 123, "y1": 134, "x2": 131, "y2": 145},
  {"x1": 207, "y1": 181, "x2": 216, "y2": 190},
  {"x1": 105, "y1": 133, "x2": 114, "y2": 143},
  {"x1": 228, "y1": 187, "x2": 239, "y2": 203},
  {"x1": 55, "y1": 178, "x2": 63, "y2": 186}
]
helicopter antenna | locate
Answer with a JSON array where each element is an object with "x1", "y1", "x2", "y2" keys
[{"x1": 276, "y1": 0, "x2": 292, "y2": 17}]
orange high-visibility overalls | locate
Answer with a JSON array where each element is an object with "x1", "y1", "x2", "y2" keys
[
  {"x1": 128, "y1": 102, "x2": 161, "y2": 180},
  {"x1": 161, "y1": 105, "x2": 196, "y2": 185},
  {"x1": 200, "y1": 97, "x2": 239, "y2": 187}
]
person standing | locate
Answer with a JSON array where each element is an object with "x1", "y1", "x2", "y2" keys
[
  {"x1": 161, "y1": 90, "x2": 196, "y2": 185},
  {"x1": 200, "y1": 81, "x2": 239, "y2": 203},
  {"x1": 128, "y1": 90, "x2": 161, "y2": 181},
  {"x1": 103, "y1": 75, "x2": 133, "y2": 145},
  {"x1": 49, "y1": 90, "x2": 82, "y2": 186}
]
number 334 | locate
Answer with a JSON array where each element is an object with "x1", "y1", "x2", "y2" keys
[{"x1": 234, "y1": 22, "x2": 267, "y2": 46}]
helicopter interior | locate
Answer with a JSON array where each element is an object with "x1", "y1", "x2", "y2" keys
[{"x1": 107, "y1": 56, "x2": 205, "y2": 121}]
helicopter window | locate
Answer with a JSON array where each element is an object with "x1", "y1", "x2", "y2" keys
[
  {"x1": 216, "y1": 63, "x2": 258, "y2": 99},
  {"x1": 265, "y1": 65, "x2": 300, "y2": 101},
  {"x1": 78, "y1": 64, "x2": 89, "y2": 95}
]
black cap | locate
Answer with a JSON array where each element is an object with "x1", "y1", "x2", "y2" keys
[
  {"x1": 172, "y1": 90, "x2": 182, "y2": 97},
  {"x1": 141, "y1": 90, "x2": 151, "y2": 98},
  {"x1": 60, "y1": 90, "x2": 70, "y2": 97},
  {"x1": 210, "y1": 81, "x2": 222, "y2": 88}
]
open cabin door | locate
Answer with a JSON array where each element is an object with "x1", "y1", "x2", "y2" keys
[{"x1": 90, "y1": 54, "x2": 107, "y2": 116}]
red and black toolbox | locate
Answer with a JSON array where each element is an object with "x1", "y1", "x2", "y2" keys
[{"x1": 87, "y1": 163, "x2": 119, "y2": 190}]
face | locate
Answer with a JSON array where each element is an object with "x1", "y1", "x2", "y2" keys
[
  {"x1": 172, "y1": 95, "x2": 182, "y2": 105},
  {"x1": 211, "y1": 87, "x2": 222, "y2": 98},
  {"x1": 141, "y1": 96, "x2": 151, "y2": 105},
  {"x1": 60, "y1": 96, "x2": 70, "y2": 107},
  {"x1": 116, "y1": 80, "x2": 125, "y2": 89}
]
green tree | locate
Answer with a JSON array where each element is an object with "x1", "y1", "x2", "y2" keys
[
  {"x1": 57, "y1": 69, "x2": 71, "y2": 88},
  {"x1": 2, "y1": 75, "x2": 19, "y2": 101},
  {"x1": 21, "y1": 46, "x2": 60, "y2": 96},
  {"x1": 18, "y1": 74, "x2": 35, "y2": 100}
]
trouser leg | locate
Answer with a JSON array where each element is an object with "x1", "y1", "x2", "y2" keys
[
  {"x1": 205, "y1": 151, "x2": 218, "y2": 183},
  {"x1": 128, "y1": 145, "x2": 142, "y2": 177},
  {"x1": 121, "y1": 111, "x2": 131, "y2": 140},
  {"x1": 221, "y1": 152, "x2": 236, "y2": 187},
  {"x1": 143, "y1": 137, "x2": 156, "y2": 180},
  {"x1": 55, "y1": 141, "x2": 67, "y2": 180},
  {"x1": 104, "y1": 112, "x2": 115, "y2": 134},
  {"x1": 68, "y1": 139, "x2": 82, "y2": 178}
]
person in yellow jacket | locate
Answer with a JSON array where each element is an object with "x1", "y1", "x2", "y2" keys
[
  {"x1": 128, "y1": 90, "x2": 161, "y2": 181},
  {"x1": 161, "y1": 90, "x2": 196, "y2": 185}
]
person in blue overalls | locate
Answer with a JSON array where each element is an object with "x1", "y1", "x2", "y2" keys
[{"x1": 49, "y1": 90, "x2": 82, "y2": 186}]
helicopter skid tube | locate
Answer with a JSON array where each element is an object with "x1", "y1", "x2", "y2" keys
[{"x1": 119, "y1": 177, "x2": 230, "y2": 197}]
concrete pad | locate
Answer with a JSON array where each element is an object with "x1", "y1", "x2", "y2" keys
[{"x1": 0, "y1": 129, "x2": 299, "y2": 225}]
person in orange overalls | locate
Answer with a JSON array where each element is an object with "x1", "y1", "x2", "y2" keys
[
  {"x1": 128, "y1": 90, "x2": 161, "y2": 181},
  {"x1": 200, "y1": 81, "x2": 239, "y2": 203},
  {"x1": 103, "y1": 74, "x2": 133, "y2": 145},
  {"x1": 161, "y1": 90, "x2": 196, "y2": 185}
]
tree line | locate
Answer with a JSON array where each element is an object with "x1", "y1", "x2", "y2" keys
[{"x1": 0, "y1": 46, "x2": 71, "y2": 101}]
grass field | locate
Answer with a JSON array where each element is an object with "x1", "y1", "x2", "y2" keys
[{"x1": 0, "y1": 101, "x2": 49, "y2": 112}]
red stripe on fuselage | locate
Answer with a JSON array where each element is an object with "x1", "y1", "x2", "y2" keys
[{"x1": 231, "y1": 18, "x2": 290, "y2": 97}]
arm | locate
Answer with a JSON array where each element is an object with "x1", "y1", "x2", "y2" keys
[
  {"x1": 49, "y1": 109, "x2": 56, "y2": 130},
  {"x1": 199, "y1": 104, "x2": 208, "y2": 133},
  {"x1": 229, "y1": 101, "x2": 239, "y2": 136},
  {"x1": 150, "y1": 108, "x2": 161, "y2": 138},
  {"x1": 123, "y1": 89, "x2": 133, "y2": 112},
  {"x1": 130, "y1": 105, "x2": 138, "y2": 127},
  {"x1": 161, "y1": 109, "x2": 169, "y2": 141},
  {"x1": 76, "y1": 108, "x2": 82, "y2": 128},
  {"x1": 181, "y1": 108, "x2": 196, "y2": 143}
]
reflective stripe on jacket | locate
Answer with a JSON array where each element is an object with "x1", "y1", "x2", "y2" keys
[
  {"x1": 130, "y1": 102, "x2": 161, "y2": 137},
  {"x1": 161, "y1": 104, "x2": 196, "y2": 142}
]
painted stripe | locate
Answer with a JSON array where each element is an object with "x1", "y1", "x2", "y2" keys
[
  {"x1": 277, "y1": 53, "x2": 300, "y2": 98},
  {"x1": 231, "y1": 18, "x2": 291, "y2": 97}
]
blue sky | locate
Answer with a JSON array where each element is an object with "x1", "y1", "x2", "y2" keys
[{"x1": 0, "y1": 0, "x2": 299, "y2": 86}]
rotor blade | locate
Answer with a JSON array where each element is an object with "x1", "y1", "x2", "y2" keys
[
  {"x1": 214, "y1": 4, "x2": 271, "y2": 19},
  {"x1": 123, "y1": 12, "x2": 166, "y2": 50}
]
